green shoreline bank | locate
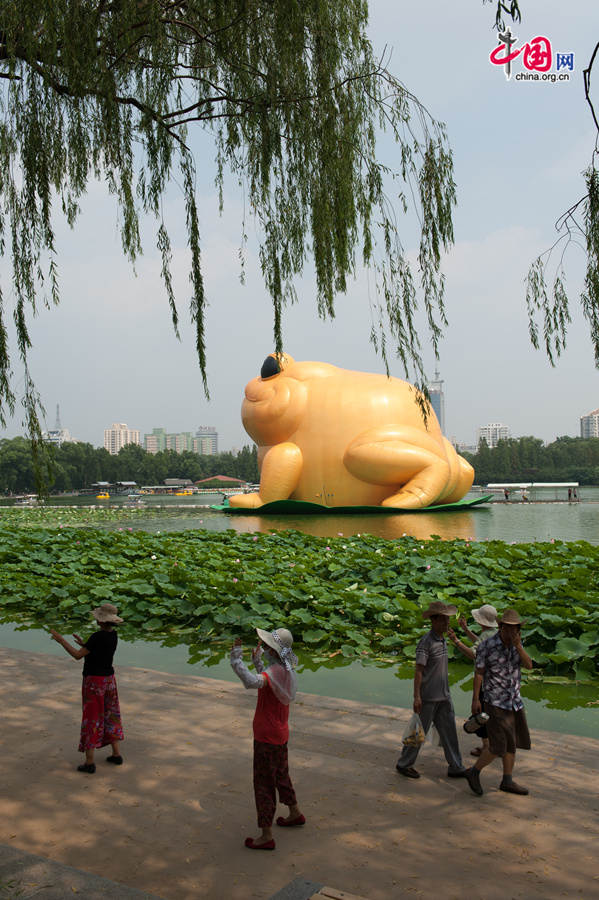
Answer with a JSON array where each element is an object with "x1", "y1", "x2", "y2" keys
[{"x1": 2, "y1": 623, "x2": 597, "y2": 739}]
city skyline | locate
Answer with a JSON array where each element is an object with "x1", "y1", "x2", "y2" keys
[
  {"x1": 27, "y1": 398, "x2": 599, "y2": 452},
  {"x1": 100, "y1": 423, "x2": 222, "y2": 455},
  {"x1": 144, "y1": 425, "x2": 218, "y2": 455},
  {"x1": 1, "y1": 1, "x2": 598, "y2": 450}
]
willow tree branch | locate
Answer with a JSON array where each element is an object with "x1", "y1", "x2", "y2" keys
[{"x1": 583, "y1": 41, "x2": 599, "y2": 138}]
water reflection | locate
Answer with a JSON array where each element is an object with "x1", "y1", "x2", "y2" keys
[
  {"x1": 177, "y1": 500, "x2": 598, "y2": 544},
  {"x1": 223, "y1": 510, "x2": 478, "y2": 541}
]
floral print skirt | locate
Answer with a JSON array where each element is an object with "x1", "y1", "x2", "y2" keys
[{"x1": 79, "y1": 675, "x2": 124, "y2": 751}]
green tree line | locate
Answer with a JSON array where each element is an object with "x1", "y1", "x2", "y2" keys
[
  {"x1": 463, "y1": 436, "x2": 599, "y2": 485},
  {"x1": 0, "y1": 438, "x2": 259, "y2": 494},
  {"x1": 5, "y1": 434, "x2": 599, "y2": 494}
]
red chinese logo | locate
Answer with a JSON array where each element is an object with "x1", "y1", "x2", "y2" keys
[
  {"x1": 489, "y1": 43, "x2": 521, "y2": 68},
  {"x1": 522, "y1": 36, "x2": 552, "y2": 72}
]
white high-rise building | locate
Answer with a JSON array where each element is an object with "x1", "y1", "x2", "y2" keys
[
  {"x1": 580, "y1": 408, "x2": 599, "y2": 438},
  {"x1": 428, "y1": 369, "x2": 445, "y2": 433},
  {"x1": 104, "y1": 423, "x2": 140, "y2": 455},
  {"x1": 477, "y1": 422, "x2": 510, "y2": 449},
  {"x1": 195, "y1": 425, "x2": 218, "y2": 455}
]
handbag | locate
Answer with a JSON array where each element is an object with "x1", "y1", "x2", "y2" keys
[{"x1": 463, "y1": 711, "x2": 489, "y2": 734}]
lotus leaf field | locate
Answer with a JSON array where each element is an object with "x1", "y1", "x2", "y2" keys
[
  {"x1": 0, "y1": 505, "x2": 168, "y2": 526},
  {"x1": 0, "y1": 513, "x2": 598, "y2": 682}
]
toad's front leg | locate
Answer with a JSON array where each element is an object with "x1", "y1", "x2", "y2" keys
[{"x1": 228, "y1": 442, "x2": 303, "y2": 508}]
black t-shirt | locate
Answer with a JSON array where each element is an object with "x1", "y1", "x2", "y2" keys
[{"x1": 82, "y1": 629, "x2": 118, "y2": 677}]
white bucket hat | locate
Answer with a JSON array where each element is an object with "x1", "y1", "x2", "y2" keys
[
  {"x1": 92, "y1": 603, "x2": 123, "y2": 624},
  {"x1": 256, "y1": 627, "x2": 297, "y2": 670},
  {"x1": 471, "y1": 604, "x2": 498, "y2": 628}
]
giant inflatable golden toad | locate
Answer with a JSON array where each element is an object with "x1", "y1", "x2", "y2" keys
[{"x1": 229, "y1": 354, "x2": 474, "y2": 509}]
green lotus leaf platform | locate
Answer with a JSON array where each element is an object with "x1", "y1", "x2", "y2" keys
[{"x1": 212, "y1": 495, "x2": 494, "y2": 515}]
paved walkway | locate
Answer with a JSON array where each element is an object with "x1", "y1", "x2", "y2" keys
[
  {"x1": 0, "y1": 842, "x2": 162, "y2": 899},
  {"x1": 1, "y1": 648, "x2": 598, "y2": 899}
]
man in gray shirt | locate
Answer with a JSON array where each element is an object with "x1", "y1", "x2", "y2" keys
[{"x1": 396, "y1": 601, "x2": 467, "y2": 779}]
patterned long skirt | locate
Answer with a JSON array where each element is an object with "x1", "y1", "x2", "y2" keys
[
  {"x1": 253, "y1": 740, "x2": 297, "y2": 828},
  {"x1": 79, "y1": 675, "x2": 124, "y2": 751}
]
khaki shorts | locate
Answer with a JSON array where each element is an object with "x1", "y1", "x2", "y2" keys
[{"x1": 485, "y1": 703, "x2": 531, "y2": 756}]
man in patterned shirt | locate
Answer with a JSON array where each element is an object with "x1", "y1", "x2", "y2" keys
[{"x1": 465, "y1": 609, "x2": 533, "y2": 796}]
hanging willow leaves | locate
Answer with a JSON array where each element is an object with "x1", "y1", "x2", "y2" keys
[
  {"x1": 482, "y1": 1, "x2": 599, "y2": 371},
  {"x1": 525, "y1": 46, "x2": 599, "y2": 367},
  {"x1": 0, "y1": 0, "x2": 459, "y2": 454}
]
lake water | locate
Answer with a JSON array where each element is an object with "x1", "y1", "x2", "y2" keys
[
  {"x1": 1, "y1": 491, "x2": 598, "y2": 736},
  {"x1": 4, "y1": 486, "x2": 598, "y2": 543}
]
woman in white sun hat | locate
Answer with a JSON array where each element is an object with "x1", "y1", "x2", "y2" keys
[
  {"x1": 230, "y1": 626, "x2": 305, "y2": 851},
  {"x1": 448, "y1": 603, "x2": 498, "y2": 757},
  {"x1": 50, "y1": 603, "x2": 125, "y2": 774}
]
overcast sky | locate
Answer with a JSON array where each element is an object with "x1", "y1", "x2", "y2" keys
[{"x1": 1, "y1": 0, "x2": 598, "y2": 451}]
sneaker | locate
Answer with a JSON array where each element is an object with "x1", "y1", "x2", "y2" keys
[
  {"x1": 77, "y1": 763, "x2": 96, "y2": 774},
  {"x1": 499, "y1": 780, "x2": 529, "y2": 795},
  {"x1": 465, "y1": 766, "x2": 483, "y2": 796},
  {"x1": 396, "y1": 765, "x2": 420, "y2": 779}
]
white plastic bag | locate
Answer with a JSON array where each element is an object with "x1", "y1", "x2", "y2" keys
[
  {"x1": 427, "y1": 724, "x2": 441, "y2": 747},
  {"x1": 402, "y1": 713, "x2": 426, "y2": 747}
]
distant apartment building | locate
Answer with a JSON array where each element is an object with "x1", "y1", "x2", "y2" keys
[
  {"x1": 193, "y1": 435, "x2": 216, "y2": 455},
  {"x1": 144, "y1": 426, "x2": 218, "y2": 455},
  {"x1": 428, "y1": 370, "x2": 445, "y2": 433},
  {"x1": 104, "y1": 423, "x2": 140, "y2": 455},
  {"x1": 580, "y1": 408, "x2": 599, "y2": 438},
  {"x1": 145, "y1": 427, "x2": 167, "y2": 454},
  {"x1": 477, "y1": 422, "x2": 510, "y2": 449},
  {"x1": 166, "y1": 432, "x2": 194, "y2": 453},
  {"x1": 195, "y1": 425, "x2": 218, "y2": 455}
]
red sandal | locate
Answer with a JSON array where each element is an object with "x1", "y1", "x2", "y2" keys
[
  {"x1": 276, "y1": 814, "x2": 306, "y2": 827},
  {"x1": 244, "y1": 837, "x2": 276, "y2": 850}
]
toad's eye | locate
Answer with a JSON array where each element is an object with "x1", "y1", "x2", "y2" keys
[{"x1": 260, "y1": 356, "x2": 280, "y2": 378}]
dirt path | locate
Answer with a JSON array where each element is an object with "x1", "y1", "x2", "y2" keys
[{"x1": 1, "y1": 648, "x2": 598, "y2": 899}]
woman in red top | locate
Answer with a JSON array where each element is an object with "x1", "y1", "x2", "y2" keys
[
  {"x1": 230, "y1": 626, "x2": 305, "y2": 850},
  {"x1": 50, "y1": 603, "x2": 124, "y2": 773}
]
